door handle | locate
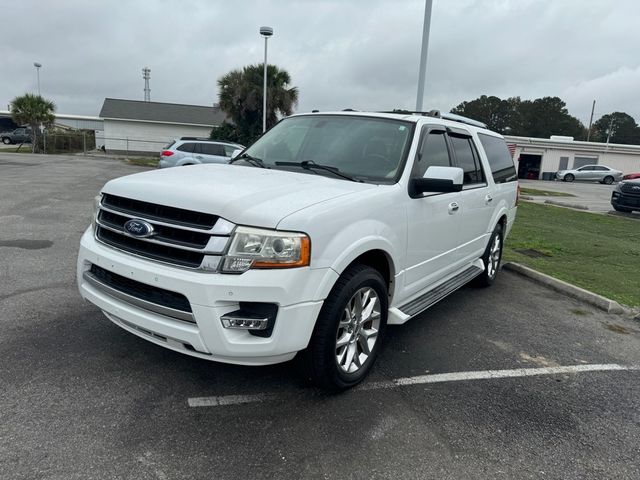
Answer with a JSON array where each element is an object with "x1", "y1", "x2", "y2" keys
[
  {"x1": 448, "y1": 202, "x2": 459, "y2": 214},
  {"x1": 485, "y1": 194, "x2": 493, "y2": 203}
]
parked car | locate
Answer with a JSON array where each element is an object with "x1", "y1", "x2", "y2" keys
[
  {"x1": 611, "y1": 179, "x2": 640, "y2": 213},
  {"x1": 622, "y1": 172, "x2": 640, "y2": 180},
  {"x1": 77, "y1": 110, "x2": 518, "y2": 390},
  {"x1": 555, "y1": 164, "x2": 622, "y2": 184},
  {"x1": 1, "y1": 127, "x2": 32, "y2": 145},
  {"x1": 158, "y1": 138, "x2": 245, "y2": 168}
]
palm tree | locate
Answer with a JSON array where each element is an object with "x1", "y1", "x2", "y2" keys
[
  {"x1": 10, "y1": 93, "x2": 56, "y2": 152},
  {"x1": 216, "y1": 64, "x2": 298, "y2": 144}
]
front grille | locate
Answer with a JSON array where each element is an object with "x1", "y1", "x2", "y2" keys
[
  {"x1": 103, "y1": 194, "x2": 218, "y2": 229},
  {"x1": 95, "y1": 194, "x2": 234, "y2": 269},
  {"x1": 89, "y1": 264, "x2": 192, "y2": 318},
  {"x1": 97, "y1": 227, "x2": 205, "y2": 268},
  {"x1": 621, "y1": 183, "x2": 640, "y2": 195}
]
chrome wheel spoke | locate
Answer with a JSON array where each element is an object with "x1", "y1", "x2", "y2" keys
[{"x1": 335, "y1": 287, "x2": 381, "y2": 374}]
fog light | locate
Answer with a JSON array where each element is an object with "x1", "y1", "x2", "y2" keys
[{"x1": 221, "y1": 313, "x2": 269, "y2": 330}]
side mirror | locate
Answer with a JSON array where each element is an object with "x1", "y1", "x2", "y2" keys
[
  {"x1": 231, "y1": 148, "x2": 242, "y2": 159},
  {"x1": 409, "y1": 166, "x2": 464, "y2": 197}
]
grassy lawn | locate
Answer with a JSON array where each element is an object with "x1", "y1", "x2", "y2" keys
[
  {"x1": 520, "y1": 187, "x2": 575, "y2": 197},
  {"x1": 504, "y1": 202, "x2": 640, "y2": 307},
  {"x1": 0, "y1": 146, "x2": 33, "y2": 153},
  {"x1": 126, "y1": 157, "x2": 159, "y2": 167}
]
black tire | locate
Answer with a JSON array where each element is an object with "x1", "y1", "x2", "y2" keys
[
  {"x1": 603, "y1": 176, "x2": 614, "y2": 185},
  {"x1": 303, "y1": 264, "x2": 388, "y2": 391},
  {"x1": 2, "y1": 137, "x2": 11, "y2": 145},
  {"x1": 472, "y1": 223, "x2": 504, "y2": 288},
  {"x1": 564, "y1": 173, "x2": 575, "y2": 182}
]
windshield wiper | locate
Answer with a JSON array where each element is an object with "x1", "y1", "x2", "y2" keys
[
  {"x1": 275, "y1": 160, "x2": 362, "y2": 182},
  {"x1": 230, "y1": 152, "x2": 268, "y2": 168}
]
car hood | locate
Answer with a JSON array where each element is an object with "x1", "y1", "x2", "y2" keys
[{"x1": 101, "y1": 164, "x2": 375, "y2": 228}]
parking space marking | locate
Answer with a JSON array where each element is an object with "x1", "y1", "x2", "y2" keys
[{"x1": 187, "y1": 363, "x2": 637, "y2": 408}]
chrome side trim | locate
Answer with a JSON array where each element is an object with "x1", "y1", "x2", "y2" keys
[{"x1": 83, "y1": 271, "x2": 196, "y2": 323}]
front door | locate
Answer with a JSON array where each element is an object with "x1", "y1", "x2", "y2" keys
[{"x1": 404, "y1": 126, "x2": 463, "y2": 297}]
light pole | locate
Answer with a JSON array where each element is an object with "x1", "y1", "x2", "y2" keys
[
  {"x1": 415, "y1": 0, "x2": 433, "y2": 111},
  {"x1": 260, "y1": 26, "x2": 273, "y2": 133},
  {"x1": 34, "y1": 62, "x2": 42, "y2": 96}
]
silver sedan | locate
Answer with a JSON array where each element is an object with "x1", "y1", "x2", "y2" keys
[{"x1": 556, "y1": 164, "x2": 623, "y2": 184}]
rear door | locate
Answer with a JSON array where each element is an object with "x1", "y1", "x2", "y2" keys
[
  {"x1": 197, "y1": 143, "x2": 228, "y2": 164},
  {"x1": 448, "y1": 128, "x2": 493, "y2": 262}
]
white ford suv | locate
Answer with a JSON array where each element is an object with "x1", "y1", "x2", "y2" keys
[{"x1": 77, "y1": 110, "x2": 518, "y2": 390}]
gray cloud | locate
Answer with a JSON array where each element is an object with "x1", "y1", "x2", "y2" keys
[{"x1": 1, "y1": 0, "x2": 639, "y2": 125}]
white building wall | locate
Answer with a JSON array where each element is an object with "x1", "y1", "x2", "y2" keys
[{"x1": 102, "y1": 119, "x2": 213, "y2": 154}]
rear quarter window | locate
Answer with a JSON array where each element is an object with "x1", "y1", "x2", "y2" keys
[
  {"x1": 478, "y1": 133, "x2": 517, "y2": 183},
  {"x1": 177, "y1": 142, "x2": 195, "y2": 153}
]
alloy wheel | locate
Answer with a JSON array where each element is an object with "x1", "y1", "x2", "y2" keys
[
  {"x1": 335, "y1": 287, "x2": 381, "y2": 374},
  {"x1": 487, "y1": 234, "x2": 502, "y2": 279}
]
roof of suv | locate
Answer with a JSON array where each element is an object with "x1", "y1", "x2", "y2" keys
[
  {"x1": 289, "y1": 109, "x2": 497, "y2": 135},
  {"x1": 172, "y1": 138, "x2": 243, "y2": 147}
]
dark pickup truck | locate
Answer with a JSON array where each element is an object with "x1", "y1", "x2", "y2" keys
[{"x1": 1, "y1": 127, "x2": 32, "y2": 145}]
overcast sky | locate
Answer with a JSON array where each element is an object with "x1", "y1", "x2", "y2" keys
[{"x1": 2, "y1": 0, "x2": 639, "y2": 125}]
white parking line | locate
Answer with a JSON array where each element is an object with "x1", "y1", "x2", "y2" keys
[{"x1": 187, "y1": 363, "x2": 637, "y2": 408}]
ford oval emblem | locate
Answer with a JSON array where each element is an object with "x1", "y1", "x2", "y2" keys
[{"x1": 123, "y1": 219, "x2": 155, "y2": 238}]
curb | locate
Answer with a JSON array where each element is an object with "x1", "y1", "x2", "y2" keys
[
  {"x1": 502, "y1": 262, "x2": 626, "y2": 314},
  {"x1": 544, "y1": 199, "x2": 589, "y2": 210}
]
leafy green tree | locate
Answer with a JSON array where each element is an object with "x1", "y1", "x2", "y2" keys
[
  {"x1": 451, "y1": 95, "x2": 521, "y2": 134},
  {"x1": 591, "y1": 112, "x2": 640, "y2": 145},
  {"x1": 517, "y1": 96, "x2": 585, "y2": 139},
  {"x1": 10, "y1": 93, "x2": 56, "y2": 152},
  {"x1": 213, "y1": 64, "x2": 299, "y2": 145},
  {"x1": 451, "y1": 95, "x2": 585, "y2": 139}
]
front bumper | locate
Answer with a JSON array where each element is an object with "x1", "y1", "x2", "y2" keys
[
  {"x1": 611, "y1": 191, "x2": 640, "y2": 211},
  {"x1": 77, "y1": 228, "x2": 338, "y2": 365}
]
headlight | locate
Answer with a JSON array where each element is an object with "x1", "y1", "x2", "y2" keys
[
  {"x1": 221, "y1": 226, "x2": 311, "y2": 273},
  {"x1": 91, "y1": 193, "x2": 103, "y2": 231}
]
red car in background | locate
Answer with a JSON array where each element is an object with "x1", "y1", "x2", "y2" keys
[{"x1": 623, "y1": 172, "x2": 640, "y2": 180}]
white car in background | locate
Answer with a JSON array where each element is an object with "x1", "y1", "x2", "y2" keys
[
  {"x1": 556, "y1": 164, "x2": 623, "y2": 184},
  {"x1": 159, "y1": 137, "x2": 245, "y2": 168}
]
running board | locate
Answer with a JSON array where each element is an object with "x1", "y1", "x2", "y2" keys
[{"x1": 398, "y1": 261, "x2": 484, "y2": 318}]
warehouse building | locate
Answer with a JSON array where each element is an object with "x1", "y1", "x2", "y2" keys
[
  {"x1": 504, "y1": 135, "x2": 640, "y2": 180},
  {"x1": 98, "y1": 98, "x2": 226, "y2": 154}
]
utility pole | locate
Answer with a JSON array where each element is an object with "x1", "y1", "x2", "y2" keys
[
  {"x1": 142, "y1": 67, "x2": 151, "y2": 102},
  {"x1": 605, "y1": 117, "x2": 615, "y2": 146},
  {"x1": 415, "y1": 0, "x2": 433, "y2": 111},
  {"x1": 260, "y1": 26, "x2": 274, "y2": 133},
  {"x1": 586, "y1": 99, "x2": 596, "y2": 142}
]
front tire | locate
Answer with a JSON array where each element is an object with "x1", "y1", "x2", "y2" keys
[
  {"x1": 613, "y1": 205, "x2": 632, "y2": 213},
  {"x1": 564, "y1": 173, "x2": 575, "y2": 182},
  {"x1": 304, "y1": 264, "x2": 388, "y2": 391},
  {"x1": 473, "y1": 223, "x2": 504, "y2": 288},
  {"x1": 2, "y1": 137, "x2": 11, "y2": 145}
]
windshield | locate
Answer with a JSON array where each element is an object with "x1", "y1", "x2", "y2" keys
[{"x1": 240, "y1": 115, "x2": 414, "y2": 183}]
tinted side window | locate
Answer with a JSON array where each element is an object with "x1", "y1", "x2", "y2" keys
[
  {"x1": 477, "y1": 133, "x2": 517, "y2": 183},
  {"x1": 223, "y1": 145, "x2": 237, "y2": 157},
  {"x1": 416, "y1": 130, "x2": 451, "y2": 176},
  {"x1": 450, "y1": 135, "x2": 484, "y2": 185},
  {"x1": 177, "y1": 142, "x2": 195, "y2": 153},
  {"x1": 199, "y1": 143, "x2": 225, "y2": 156}
]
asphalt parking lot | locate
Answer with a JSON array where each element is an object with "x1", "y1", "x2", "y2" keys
[{"x1": 2, "y1": 153, "x2": 640, "y2": 479}]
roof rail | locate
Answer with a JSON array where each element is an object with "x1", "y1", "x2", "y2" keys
[
  {"x1": 179, "y1": 136, "x2": 212, "y2": 141},
  {"x1": 379, "y1": 109, "x2": 487, "y2": 128}
]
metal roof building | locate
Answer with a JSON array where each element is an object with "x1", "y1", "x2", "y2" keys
[{"x1": 98, "y1": 98, "x2": 227, "y2": 154}]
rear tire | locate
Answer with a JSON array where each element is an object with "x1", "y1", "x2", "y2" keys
[
  {"x1": 564, "y1": 173, "x2": 575, "y2": 182},
  {"x1": 603, "y1": 176, "x2": 614, "y2": 185},
  {"x1": 303, "y1": 264, "x2": 388, "y2": 391},
  {"x1": 473, "y1": 223, "x2": 504, "y2": 288}
]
